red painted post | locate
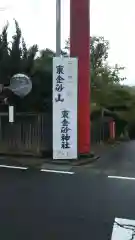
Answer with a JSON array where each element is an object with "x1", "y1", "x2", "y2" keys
[
  {"x1": 70, "y1": 0, "x2": 90, "y2": 154},
  {"x1": 109, "y1": 121, "x2": 116, "y2": 139}
]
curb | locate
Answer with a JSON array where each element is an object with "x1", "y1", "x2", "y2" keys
[
  {"x1": 0, "y1": 153, "x2": 100, "y2": 169},
  {"x1": 72, "y1": 155, "x2": 100, "y2": 166},
  {"x1": 43, "y1": 155, "x2": 100, "y2": 166}
]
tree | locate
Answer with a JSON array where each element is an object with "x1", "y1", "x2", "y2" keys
[
  {"x1": 90, "y1": 36, "x2": 109, "y2": 72},
  {"x1": 0, "y1": 20, "x2": 134, "y2": 121},
  {"x1": 64, "y1": 37, "x2": 135, "y2": 125},
  {"x1": 0, "y1": 20, "x2": 40, "y2": 111},
  {"x1": 0, "y1": 22, "x2": 10, "y2": 84},
  {"x1": 64, "y1": 36, "x2": 124, "y2": 86}
]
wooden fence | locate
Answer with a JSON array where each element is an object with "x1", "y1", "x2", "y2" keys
[
  {"x1": 0, "y1": 113, "x2": 52, "y2": 156},
  {"x1": 0, "y1": 112, "x2": 112, "y2": 156}
]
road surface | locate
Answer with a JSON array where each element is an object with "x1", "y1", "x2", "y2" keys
[{"x1": 0, "y1": 141, "x2": 135, "y2": 239}]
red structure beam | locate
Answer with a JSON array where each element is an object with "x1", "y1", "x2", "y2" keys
[{"x1": 70, "y1": 0, "x2": 90, "y2": 154}]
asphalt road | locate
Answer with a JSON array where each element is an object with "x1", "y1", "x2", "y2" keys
[{"x1": 1, "y1": 141, "x2": 135, "y2": 239}]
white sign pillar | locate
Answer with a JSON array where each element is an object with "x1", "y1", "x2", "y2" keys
[{"x1": 53, "y1": 57, "x2": 78, "y2": 159}]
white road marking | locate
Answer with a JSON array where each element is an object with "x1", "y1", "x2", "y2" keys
[
  {"x1": 108, "y1": 175, "x2": 135, "y2": 180},
  {"x1": 0, "y1": 164, "x2": 75, "y2": 174},
  {"x1": 0, "y1": 164, "x2": 28, "y2": 170},
  {"x1": 40, "y1": 169, "x2": 74, "y2": 175},
  {"x1": 111, "y1": 217, "x2": 135, "y2": 239}
]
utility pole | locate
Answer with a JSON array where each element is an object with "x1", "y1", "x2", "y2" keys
[{"x1": 56, "y1": 0, "x2": 61, "y2": 56}]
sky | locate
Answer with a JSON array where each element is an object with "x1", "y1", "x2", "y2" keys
[{"x1": 0, "y1": 0, "x2": 135, "y2": 85}]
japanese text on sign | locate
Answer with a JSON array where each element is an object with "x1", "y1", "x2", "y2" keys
[
  {"x1": 61, "y1": 110, "x2": 71, "y2": 149},
  {"x1": 55, "y1": 65, "x2": 64, "y2": 102}
]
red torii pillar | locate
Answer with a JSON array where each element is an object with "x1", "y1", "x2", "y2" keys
[{"x1": 70, "y1": 0, "x2": 90, "y2": 155}]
